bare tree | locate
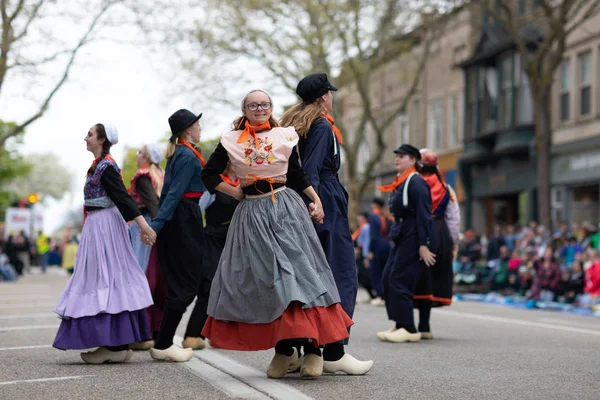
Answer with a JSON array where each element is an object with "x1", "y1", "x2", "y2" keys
[
  {"x1": 154, "y1": 0, "x2": 447, "y2": 221},
  {"x1": 0, "y1": 0, "x2": 123, "y2": 146},
  {"x1": 474, "y1": 0, "x2": 600, "y2": 229}
]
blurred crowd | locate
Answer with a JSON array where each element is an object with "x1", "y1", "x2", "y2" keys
[
  {"x1": 0, "y1": 229, "x2": 80, "y2": 281},
  {"x1": 455, "y1": 221, "x2": 600, "y2": 308}
]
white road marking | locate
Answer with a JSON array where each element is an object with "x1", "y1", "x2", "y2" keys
[
  {"x1": 0, "y1": 375, "x2": 95, "y2": 386},
  {"x1": 436, "y1": 309, "x2": 600, "y2": 337},
  {"x1": 0, "y1": 304, "x2": 53, "y2": 310},
  {"x1": 183, "y1": 357, "x2": 268, "y2": 399},
  {"x1": 0, "y1": 324, "x2": 58, "y2": 332},
  {"x1": 0, "y1": 313, "x2": 56, "y2": 320},
  {"x1": 536, "y1": 317, "x2": 600, "y2": 331},
  {"x1": 174, "y1": 335, "x2": 314, "y2": 400},
  {"x1": 0, "y1": 345, "x2": 52, "y2": 351}
]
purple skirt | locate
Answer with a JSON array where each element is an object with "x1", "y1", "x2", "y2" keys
[
  {"x1": 54, "y1": 207, "x2": 153, "y2": 319},
  {"x1": 53, "y1": 310, "x2": 151, "y2": 350},
  {"x1": 53, "y1": 207, "x2": 153, "y2": 350}
]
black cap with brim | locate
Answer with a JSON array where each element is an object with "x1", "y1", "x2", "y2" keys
[
  {"x1": 393, "y1": 143, "x2": 421, "y2": 160},
  {"x1": 168, "y1": 109, "x2": 202, "y2": 141},
  {"x1": 296, "y1": 73, "x2": 338, "y2": 103}
]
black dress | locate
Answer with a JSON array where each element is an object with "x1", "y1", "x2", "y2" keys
[{"x1": 382, "y1": 173, "x2": 433, "y2": 325}]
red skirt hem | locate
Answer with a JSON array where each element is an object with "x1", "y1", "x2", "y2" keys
[{"x1": 202, "y1": 302, "x2": 353, "y2": 351}]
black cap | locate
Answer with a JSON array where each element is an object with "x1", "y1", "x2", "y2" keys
[
  {"x1": 296, "y1": 73, "x2": 338, "y2": 103},
  {"x1": 168, "y1": 109, "x2": 202, "y2": 141},
  {"x1": 393, "y1": 144, "x2": 421, "y2": 160}
]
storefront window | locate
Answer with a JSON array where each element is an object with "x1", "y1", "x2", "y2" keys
[{"x1": 571, "y1": 184, "x2": 599, "y2": 226}]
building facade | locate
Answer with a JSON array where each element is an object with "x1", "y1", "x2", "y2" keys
[
  {"x1": 457, "y1": 9, "x2": 537, "y2": 233},
  {"x1": 337, "y1": 7, "x2": 473, "y2": 217},
  {"x1": 550, "y1": 12, "x2": 600, "y2": 228}
]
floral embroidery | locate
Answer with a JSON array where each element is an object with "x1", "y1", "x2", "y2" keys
[{"x1": 242, "y1": 136, "x2": 276, "y2": 166}]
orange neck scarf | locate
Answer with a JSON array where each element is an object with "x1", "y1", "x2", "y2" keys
[
  {"x1": 352, "y1": 222, "x2": 367, "y2": 241},
  {"x1": 422, "y1": 174, "x2": 447, "y2": 213},
  {"x1": 179, "y1": 139, "x2": 206, "y2": 167},
  {"x1": 378, "y1": 166, "x2": 416, "y2": 193},
  {"x1": 237, "y1": 120, "x2": 271, "y2": 149},
  {"x1": 324, "y1": 114, "x2": 343, "y2": 145},
  {"x1": 220, "y1": 174, "x2": 240, "y2": 187}
]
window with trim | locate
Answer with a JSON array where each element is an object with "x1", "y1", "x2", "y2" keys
[
  {"x1": 479, "y1": 66, "x2": 497, "y2": 132},
  {"x1": 396, "y1": 110, "x2": 409, "y2": 148},
  {"x1": 448, "y1": 93, "x2": 460, "y2": 148},
  {"x1": 518, "y1": 0, "x2": 526, "y2": 15},
  {"x1": 579, "y1": 51, "x2": 592, "y2": 116},
  {"x1": 559, "y1": 60, "x2": 570, "y2": 121},
  {"x1": 466, "y1": 68, "x2": 477, "y2": 139},
  {"x1": 515, "y1": 53, "x2": 534, "y2": 124},
  {"x1": 499, "y1": 54, "x2": 513, "y2": 128},
  {"x1": 412, "y1": 99, "x2": 421, "y2": 144},
  {"x1": 428, "y1": 100, "x2": 444, "y2": 150}
]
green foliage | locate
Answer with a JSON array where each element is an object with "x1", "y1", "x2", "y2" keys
[
  {"x1": 7, "y1": 152, "x2": 74, "y2": 201},
  {"x1": 199, "y1": 138, "x2": 221, "y2": 160},
  {"x1": 0, "y1": 121, "x2": 32, "y2": 211}
]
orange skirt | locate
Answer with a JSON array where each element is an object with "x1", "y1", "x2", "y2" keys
[{"x1": 202, "y1": 302, "x2": 353, "y2": 351}]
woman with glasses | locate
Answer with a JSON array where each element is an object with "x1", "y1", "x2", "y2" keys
[
  {"x1": 280, "y1": 73, "x2": 372, "y2": 375},
  {"x1": 202, "y1": 89, "x2": 352, "y2": 379},
  {"x1": 128, "y1": 143, "x2": 166, "y2": 350}
]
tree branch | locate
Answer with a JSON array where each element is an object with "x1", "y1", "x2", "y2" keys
[
  {"x1": 12, "y1": 0, "x2": 45, "y2": 42},
  {"x1": 1, "y1": 1, "x2": 118, "y2": 146}
]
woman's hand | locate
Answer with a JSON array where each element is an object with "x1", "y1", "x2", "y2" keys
[
  {"x1": 140, "y1": 225, "x2": 157, "y2": 246},
  {"x1": 308, "y1": 201, "x2": 324, "y2": 224},
  {"x1": 419, "y1": 246, "x2": 436, "y2": 267}
]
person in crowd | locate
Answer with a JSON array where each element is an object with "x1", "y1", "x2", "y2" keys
[
  {"x1": 280, "y1": 73, "x2": 372, "y2": 375},
  {"x1": 354, "y1": 212, "x2": 376, "y2": 301},
  {"x1": 0, "y1": 247, "x2": 17, "y2": 281},
  {"x1": 376, "y1": 144, "x2": 435, "y2": 343},
  {"x1": 562, "y1": 261, "x2": 585, "y2": 304},
  {"x1": 560, "y1": 236, "x2": 583, "y2": 269},
  {"x1": 365, "y1": 197, "x2": 391, "y2": 306},
  {"x1": 457, "y1": 230, "x2": 480, "y2": 273},
  {"x1": 486, "y1": 224, "x2": 505, "y2": 262},
  {"x1": 53, "y1": 123, "x2": 155, "y2": 364},
  {"x1": 128, "y1": 143, "x2": 166, "y2": 351},
  {"x1": 527, "y1": 247, "x2": 561, "y2": 302},
  {"x1": 60, "y1": 236, "x2": 79, "y2": 275},
  {"x1": 201, "y1": 89, "x2": 352, "y2": 379},
  {"x1": 5, "y1": 235, "x2": 23, "y2": 276},
  {"x1": 147, "y1": 109, "x2": 208, "y2": 362},
  {"x1": 582, "y1": 251, "x2": 600, "y2": 308},
  {"x1": 503, "y1": 224, "x2": 517, "y2": 252},
  {"x1": 36, "y1": 230, "x2": 50, "y2": 273}
]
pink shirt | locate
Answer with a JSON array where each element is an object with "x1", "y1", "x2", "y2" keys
[{"x1": 220, "y1": 126, "x2": 298, "y2": 186}]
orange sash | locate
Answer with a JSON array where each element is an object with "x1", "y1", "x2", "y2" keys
[
  {"x1": 88, "y1": 154, "x2": 123, "y2": 181},
  {"x1": 237, "y1": 120, "x2": 271, "y2": 149},
  {"x1": 377, "y1": 166, "x2": 416, "y2": 193},
  {"x1": 179, "y1": 139, "x2": 206, "y2": 167},
  {"x1": 324, "y1": 114, "x2": 343, "y2": 145}
]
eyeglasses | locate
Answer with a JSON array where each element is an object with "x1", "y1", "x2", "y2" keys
[
  {"x1": 245, "y1": 102, "x2": 272, "y2": 111},
  {"x1": 137, "y1": 150, "x2": 146, "y2": 156}
]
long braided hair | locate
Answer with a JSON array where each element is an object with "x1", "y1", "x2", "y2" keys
[{"x1": 87, "y1": 123, "x2": 112, "y2": 175}]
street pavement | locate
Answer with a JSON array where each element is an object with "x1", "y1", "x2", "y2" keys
[{"x1": 1, "y1": 268, "x2": 600, "y2": 400}]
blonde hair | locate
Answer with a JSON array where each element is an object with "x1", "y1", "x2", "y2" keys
[
  {"x1": 232, "y1": 89, "x2": 280, "y2": 130},
  {"x1": 279, "y1": 101, "x2": 327, "y2": 137},
  {"x1": 165, "y1": 139, "x2": 177, "y2": 160},
  {"x1": 141, "y1": 145, "x2": 164, "y2": 197}
]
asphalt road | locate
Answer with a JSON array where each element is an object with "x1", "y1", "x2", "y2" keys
[{"x1": 1, "y1": 268, "x2": 599, "y2": 400}]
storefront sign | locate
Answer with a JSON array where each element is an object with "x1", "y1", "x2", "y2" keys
[
  {"x1": 552, "y1": 148, "x2": 600, "y2": 185},
  {"x1": 569, "y1": 151, "x2": 600, "y2": 171}
]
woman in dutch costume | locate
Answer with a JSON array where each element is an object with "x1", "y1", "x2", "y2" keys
[
  {"x1": 128, "y1": 143, "x2": 167, "y2": 349},
  {"x1": 201, "y1": 89, "x2": 352, "y2": 379},
  {"x1": 410, "y1": 148, "x2": 460, "y2": 339},
  {"x1": 376, "y1": 144, "x2": 436, "y2": 343},
  {"x1": 280, "y1": 73, "x2": 372, "y2": 375},
  {"x1": 147, "y1": 109, "x2": 209, "y2": 362},
  {"x1": 53, "y1": 124, "x2": 155, "y2": 364}
]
